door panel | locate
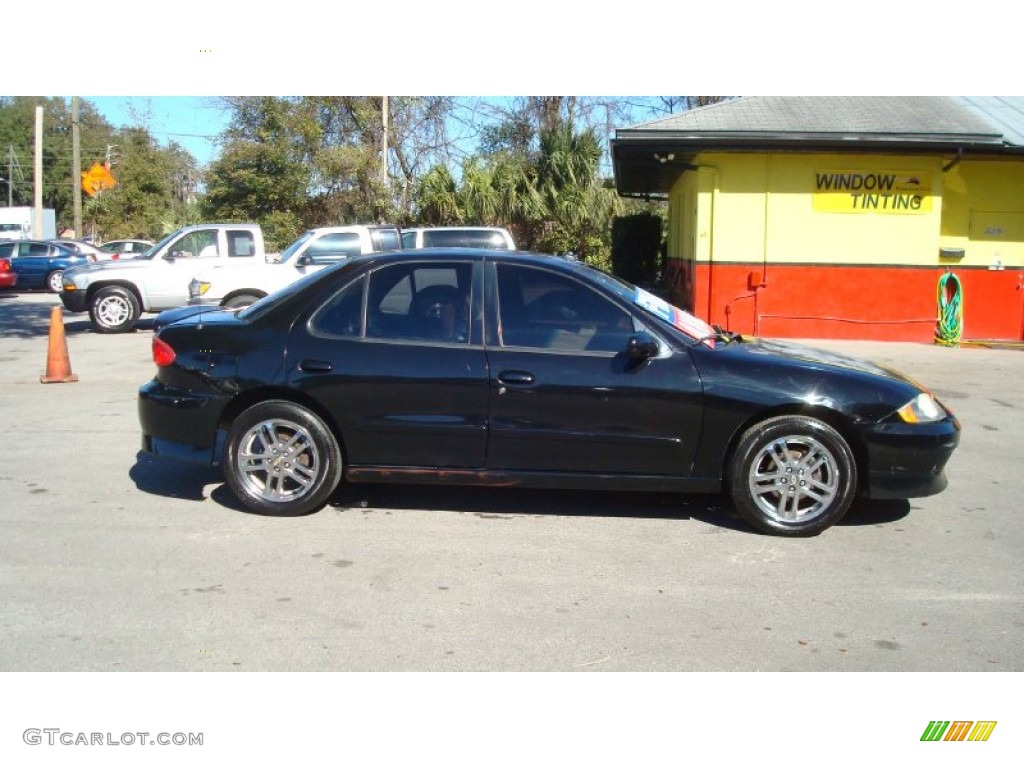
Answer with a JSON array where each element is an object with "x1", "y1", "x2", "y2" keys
[
  {"x1": 485, "y1": 263, "x2": 703, "y2": 476},
  {"x1": 286, "y1": 260, "x2": 489, "y2": 468},
  {"x1": 147, "y1": 229, "x2": 221, "y2": 309}
]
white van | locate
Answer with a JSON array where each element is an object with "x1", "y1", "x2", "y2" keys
[{"x1": 401, "y1": 226, "x2": 515, "y2": 250}]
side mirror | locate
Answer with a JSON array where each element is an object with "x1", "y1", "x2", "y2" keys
[
  {"x1": 165, "y1": 250, "x2": 181, "y2": 262},
  {"x1": 626, "y1": 332, "x2": 660, "y2": 363},
  {"x1": 295, "y1": 254, "x2": 312, "y2": 266}
]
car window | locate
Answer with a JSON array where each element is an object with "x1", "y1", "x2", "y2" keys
[
  {"x1": 370, "y1": 229, "x2": 401, "y2": 251},
  {"x1": 227, "y1": 230, "x2": 255, "y2": 257},
  {"x1": 306, "y1": 232, "x2": 362, "y2": 262},
  {"x1": 496, "y1": 264, "x2": 635, "y2": 353},
  {"x1": 0, "y1": 242, "x2": 14, "y2": 257},
  {"x1": 422, "y1": 229, "x2": 509, "y2": 249},
  {"x1": 400, "y1": 231, "x2": 417, "y2": 248},
  {"x1": 310, "y1": 275, "x2": 366, "y2": 338},
  {"x1": 22, "y1": 242, "x2": 52, "y2": 257},
  {"x1": 172, "y1": 230, "x2": 218, "y2": 259},
  {"x1": 366, "y1": 262, "x2": 472, "y2": 344}
]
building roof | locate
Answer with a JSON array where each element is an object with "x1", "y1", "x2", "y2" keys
[{"x1": 612, "y1": 96, "x2": 1024, "y2": 196}]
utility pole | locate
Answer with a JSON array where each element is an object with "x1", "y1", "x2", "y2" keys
[
  {"x1": 34, "y1": 106, "x2": 43, "y2": 238},
  {"x1": 72, "y1": 97, "x2": 82, "y2": 238},
  {"x1": 381, "y1": 96, "x2": 389, "y2": 222}
]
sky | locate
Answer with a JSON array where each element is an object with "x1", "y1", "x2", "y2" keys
[{"x1": 85, "y1": 96, "x2": 232, "y2": 167}]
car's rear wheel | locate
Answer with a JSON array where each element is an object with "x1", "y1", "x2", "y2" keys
[
  {"x1": 46, "y1": 270, "x2": 64, "y2": 293},
  {"x1": 729, "y1": 415, "x2": 857, "y2": 536},
  {"x1": 223, "y1": 401, "x2": 343, "y2": 516},
  {"x1": 89, "y1": 286, "x2": 140, "y2": 333},
  {"x1": 223, "y1": 293, "x2": 262, "y2": 310}
]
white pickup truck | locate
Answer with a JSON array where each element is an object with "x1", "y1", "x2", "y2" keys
[
  {"x1": 188, "y1": 225, "x2": 401, "y2": 309},
  {"x1": 60, "y1": 223, "x2": 267, "y2": 333}
]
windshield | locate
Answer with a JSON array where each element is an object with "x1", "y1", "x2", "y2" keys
[
  {"x1": 279, "y1": 231, "x2": 317, "y2": 264},
  {"x1": 135, "y1": 230, "x2": 182, "y2": 260},
  {"x1": 571, "y1": 262, "x2": 718, "y2": 346},
  {"x1": 631, "y1": 286, "x2": 717, "y2": 345}
]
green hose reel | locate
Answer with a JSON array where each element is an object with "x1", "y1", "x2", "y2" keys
[{"x1": 935, "y1": 271, "x2": 963, "y2": 346}]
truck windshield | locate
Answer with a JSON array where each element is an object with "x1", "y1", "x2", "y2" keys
[
  {"x1": 279, "y1": 231, "x2": 317, "y2": 264},
  {"x1": 135, "y1": 230, "x2": 182, "y2": 260}
]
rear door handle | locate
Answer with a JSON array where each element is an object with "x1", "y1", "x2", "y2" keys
[
  {"x1": 299, "y1": 359, "x2": 333, "y2": 373},
  {"x1": 497, "y1": 370, "x2": 535, "y2": 386}
]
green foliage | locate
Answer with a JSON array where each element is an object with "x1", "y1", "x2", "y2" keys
[
  {"x1": 0, "y1": 97, "x2": 112, "y2": 223},
  {"x1": 611, "y1": 211, "x2": 665, "y2": 288},
  {"x1": 87, "y1": 130, "x2": 198, "y2": 239},
  {"x1": 0, "y1": 97, "x2": 198, "y2": 240},
  {"x1": 412, "y1": 118, "x2": 621, "y2": 267}
]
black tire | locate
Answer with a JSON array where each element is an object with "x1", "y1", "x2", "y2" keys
[
  {"x1": 728, "y1": 415, "x2": 857, "y2": 536},
  {"x1": 46, "y1": 270, "x2": 65, "y2": 293},
  {"x1": 223, "y1": 400, "x2": 343, "y2": 516},
  {"x1": 223, "y1": 293, "x2": 262, "y2": 310},
  {"x1": 89, "y1": 285, "x2": 140, "y2": 333}
]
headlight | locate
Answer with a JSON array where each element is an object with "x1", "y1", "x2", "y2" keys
[
  {"x1": 896, "y1": 393, "x2": 946, "y2": 424},
  {"x1": 189, "y1": 279, "x2": 210, "y2": 298}
]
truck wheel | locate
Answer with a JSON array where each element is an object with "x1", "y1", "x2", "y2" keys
[
  {"x1": 89, "y1": 286, "x2": 140, "y2": 333},
  {"x1": 223, "y1": 293, "x2": 262, "y2": 310},
  {"x1": 46, "y1": 270, "x2": 65, "y2": 293}
]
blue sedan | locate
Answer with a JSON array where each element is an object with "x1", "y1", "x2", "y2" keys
[{"x1": 0, "y1": 239, "x2": 95, "y2": 292}]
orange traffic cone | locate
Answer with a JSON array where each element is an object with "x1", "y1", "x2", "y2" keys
[{"x1": 40, "y1": 306, "x2": 79, "y2": 383}]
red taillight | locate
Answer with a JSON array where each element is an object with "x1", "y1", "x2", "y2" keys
[
  {"x1": 0, "y1": 259, "x2": 10, "y2": 272},
  {"x1": 152, "y1": 337, "x2": 177, "y2": 367}
]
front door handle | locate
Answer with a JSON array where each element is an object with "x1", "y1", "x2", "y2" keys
[
  {"x1": 497, "y1": 370, "x2": 535, "y2": 386},
  {"x1": 299, "y1": 359, "x2": 333, "y2": 373}
]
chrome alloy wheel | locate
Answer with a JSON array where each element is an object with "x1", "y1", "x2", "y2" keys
[
  {"x1": 47, "y1": 270, "x2": 65, "y2": 293},
  {"x1": 747, "y1": 434, "x2": 840, "y2": 523},
  {"x1": 95, "y1": 293, "x2": 133, "y2": 326},
  {"x1": 235, "y1": 418, "x2": 321, "y2": 503}
]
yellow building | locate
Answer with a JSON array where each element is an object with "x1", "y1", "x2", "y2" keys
[{"x1": 612, "y1": 96, "x2": 1024, "y2": 341}]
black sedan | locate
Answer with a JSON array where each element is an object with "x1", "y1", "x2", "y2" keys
[
  {"x1": 0, "y1": 239, "x2": 95, "y2": 292},
  {"x1": 139, "y1": 250, "x2": 960, "y2": 536}
]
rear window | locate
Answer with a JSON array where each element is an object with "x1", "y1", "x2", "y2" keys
[{"x1": 227, "y1": 231, "x2": 255, "y2": 257}]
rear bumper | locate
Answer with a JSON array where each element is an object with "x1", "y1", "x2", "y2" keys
[
  {"x1": 138, "y1": 380, "x2": 228, "y2": 465},
  {"x1": 861, "y1": 416, "x2": 960, "y2": 499}
]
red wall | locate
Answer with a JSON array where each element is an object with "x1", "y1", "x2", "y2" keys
[{"x1": 679, "y1": 262, "x2": 1024, "y2": 342}]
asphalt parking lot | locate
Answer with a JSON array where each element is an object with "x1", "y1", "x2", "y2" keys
[{"x1": 1, "y1": 289, "x2": 1021, "y2": 672}]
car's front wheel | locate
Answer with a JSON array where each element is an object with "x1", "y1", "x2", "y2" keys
[
  {"x1": 89, "y1": 286, "x2": 140, "y2": 333},
  {"x1": 223, "y1": 401, "x2": 343, "y2": 516},
  {"x1": 729, "y1": 415, "x2": 857, "y2": 536}
]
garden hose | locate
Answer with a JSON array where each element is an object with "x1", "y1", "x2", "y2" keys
[{"x1": 935, "y1": 272, "x2": 963, "y2": 346}]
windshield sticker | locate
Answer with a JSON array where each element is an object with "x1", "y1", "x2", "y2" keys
[{"x1": 634, "y1": 288, "x2": 716, "y2": 346}]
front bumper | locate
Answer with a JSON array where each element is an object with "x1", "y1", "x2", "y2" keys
[
  {"x1": 138, "y1": 380, "x2": 229, "y2": 466},
  {"x1": 862, "y1": 415, "x2": 961, "y2": 499},
  {"x1": 59, "y1": 289, "x2": 90, "y2": 313}
]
